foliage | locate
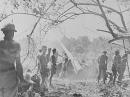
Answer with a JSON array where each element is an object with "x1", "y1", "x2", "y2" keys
[{"x1": 62, "y1": 35, "x2": 91, "y2": 54}]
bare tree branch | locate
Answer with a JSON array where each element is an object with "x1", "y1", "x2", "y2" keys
[
  {"x1": 59, "y1": 11, "x2": 103, "y2": 22},
  {"x1": 116, "y1": 0, "x2": 128, "y2": 33},
  {"x1": 57, "y1": 5, "x2": 75, "y2": 19},
  {"x1": 70, "y1": 0, "x2": 128, "y2": 34},
  {"x1": 97, "y1": 29, "x2": 111, "y2": 33},
  {"x1": 74, "y1": 2, "x2": 120, "y2": 14},
  {"x1": 121, "y1": 8, "x2": 130, "y2": 13},
  {"x1": 111, "y1": 43, "x2": 130, "y2": 51},
  {"x1": 28, "y1": 0, "x2": 57, "y2": 36},
  {"x1": 109, "y1": 20, "x2": 128, "y2": 33},
  {"x1": 97, "y1": 0, "x2": 118, "y2": 38},
  {"x1": 109, "y1": 36, "x2": 130, "y2": 43},
  {"x1": 0, "y1": 12, "x2": 54, "y2": 23}
]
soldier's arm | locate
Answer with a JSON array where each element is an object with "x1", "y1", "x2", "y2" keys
[
  {"x1": 46, "y1": 48, "x2": 51, "y2": 64},
  {"x1": 106, "y1": 56, "x2": 108, "y2": 65},
  {"x1": 36, "y1": 56, "x2": 40, "y2": 73},
  {"x1": 113, "y1": 56, "x2": 116, "y2": 65},
  {"x1": 97, "y1": 56, "x2": 100, "y2": 64}
]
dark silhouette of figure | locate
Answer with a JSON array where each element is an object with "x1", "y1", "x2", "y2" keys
[
  {"x1": 97, "y1": 51, "x2": 108, "y2": 84},
  {"x1": 112, "y1": 50, "x2": 121, "y2": 84},
  {"x1": 37, "y1": 46, "x2": 51, "y2": 89},
  {"x1": 49, "y1": 48, "x2": 57, "y2": 87}
]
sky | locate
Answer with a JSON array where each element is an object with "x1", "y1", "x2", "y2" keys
[{"x1": 0, "y1": 0, "x2": 129, "y2": 42}]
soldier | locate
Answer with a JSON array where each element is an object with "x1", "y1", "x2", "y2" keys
[
  {"x1": 59, "y1": 52, "x2": 69, "y2": 78},
  {"x1": 97, "y1": 51, "x2": 108, "y2": 84},
  {"x1": 112, "y1": 50, "x2": 121, "y2": 84},
  {"x1": 0, "y1": 23, "x2": 27, "y2": 97},
  {"x1": 49, "y1": 48, "x2": 58, "y2": 87},
  {"x1": 119, "y1": 53, "x2": 128, "y2": 81},
  {"x1": 36, "y1": 46, "x2": 51, "y2": 89}
]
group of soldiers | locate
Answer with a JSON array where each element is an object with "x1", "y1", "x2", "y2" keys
[
  {"x1": 97, "y1": 50, "x2": 128, "y2": 84},
  {"x1": 0, "y1": 23, "x2": 69, "y2": 97},
  {"x1": 22, "y1": 45, "x2": 70, "y2": 97},
  {"x1": 36, "y1": 46, "x2": 56, "y2": 88},
  {"x1": 36, "y1": 45, "x2": 69, "y2": 87},
  {"x1": 0, "y1": 23, "x2": 129, "y2": 97}
]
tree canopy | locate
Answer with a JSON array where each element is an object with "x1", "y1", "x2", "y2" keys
[{"x1": 1, "y1": 0, "x2": 130, "y2": 66}]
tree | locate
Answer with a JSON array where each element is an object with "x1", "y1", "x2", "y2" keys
[
  {"x1": 62, "y1": 36, "x2": 90, "y2": 54},
  {"x1": 1, "y1": 0, "x2": 130, "y2": 44},
  {"x1": 1, "y1": 0, "x2": 130, "y2": 66},
  {"x1": 77, "y1": 36, "x2": 91, "y2": 49},
  {"x1": 0, "y1": 0, "x2": 79, "y2": 63},
  {"x1": 1, "y1": 0, "x2": 130, "y2": 41},
  {"x1": 74, "y1": 45, "x2": 84, "y2": 54}
]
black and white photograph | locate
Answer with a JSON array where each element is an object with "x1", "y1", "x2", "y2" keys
[{"x1": 0, "y1": 0, "x2": 130, "y2": 97}]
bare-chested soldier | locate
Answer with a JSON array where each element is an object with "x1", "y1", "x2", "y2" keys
[
  {"x1": 0, "y1": 23, "x2": 26, "y2": 97},
  {"x1": 59, "y1": 52, "x2": 68, "y2": 78},
  {"x1": 37, "y1": 46, "x2": 51, "y2": 89}
]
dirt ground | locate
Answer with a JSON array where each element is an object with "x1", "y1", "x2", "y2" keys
[{"x1": 40, "y1": 78, "x2": 130, "y2": 97}]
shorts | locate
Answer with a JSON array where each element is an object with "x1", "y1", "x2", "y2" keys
[
  {"x1": 99, "y1": 64, "x2": 107, "y2": 70},
  {"x1": 51, "y1": 65, "x2": 56, "y2": 74},
  {"x1": 112, "y1": 64, "x2": 117, "y2": 75},
  {"x1": 40, "y1": 68, "x2": 49, "y2": 78}
]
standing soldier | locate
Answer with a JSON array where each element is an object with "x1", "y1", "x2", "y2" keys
[
  {"x1": 36, "y1": 46, "x2": 51, "y2": 89},
  {"x1": 120, "y1": 53, "x2": 128, "y2": 81},
  {"x1": 60, "y1": 53, "x2": 69, "y2": 78},
  {"x1": 97, "y1": 51, "x2": 108, "y2": 84},
  {"x1": 112, "y1": 50, "x2": 121, "y2": 84},
  {"x1": 49, "y1": 48, "x2": 58, "y2": 87},
  {"x1": 0, "y1": 23, "x2": 27, "y2": 97}
]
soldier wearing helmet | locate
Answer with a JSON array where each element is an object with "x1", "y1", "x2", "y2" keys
[{"x1": 0, "y1": 23, "x2": 26, "y2": 97}]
